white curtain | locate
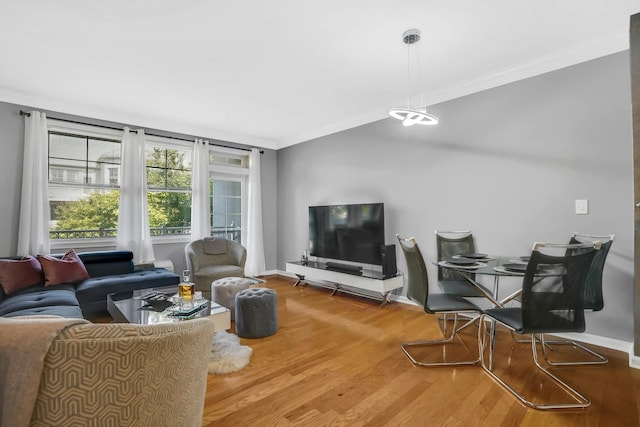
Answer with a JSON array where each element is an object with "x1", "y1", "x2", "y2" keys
[
  {"x1": 116, "y1": 128, "x2": 155, "y2": 263},
  {"x1": 190, "y1": 139, "x2": 210, "y2": 240},
  {"x1": 17, "y1": 111, "x2": 50, "y2": 256},
  {"x1": 245, "y1": 148, "x2": 266, "y2": 276}
]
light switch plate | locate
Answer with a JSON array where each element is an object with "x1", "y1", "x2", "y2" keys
[{"x1": 575, "y1": 199, "x2": 589, "y2": 215}]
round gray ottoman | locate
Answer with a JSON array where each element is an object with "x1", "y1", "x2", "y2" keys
[
  {"x1": 235, "y1": 288, "x2": 278, "y2": 338},
  {"x1": 211, "y1": 277, "x2": 253, "y2": 320}
]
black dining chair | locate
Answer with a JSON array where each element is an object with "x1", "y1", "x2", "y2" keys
[
  {"x1": 478, "y1": 241, "x2": 599, "y2": 410},
  {"x1": 435, "y1": 230, "x2": 492, "y2": 298},
  {"x1": 537, "y1": 233, "x2": 614, "y2": 366},
  {"x1": 396, "y1": 234, "x2": 481, "y2": 367}
]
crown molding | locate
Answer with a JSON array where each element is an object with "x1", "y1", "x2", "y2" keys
[
  {"x1": 1, "y1": 30, "x2": 628, "y2": 151},
  {"x1": 277, "y1": 29, "x2": 630, "y2": 149},
  {"x1": 426, "y1": 29, "x2": 629, "y2": 107},
  {"x1": 0, "y1": 86, "x2": 279, "y2": 150}
]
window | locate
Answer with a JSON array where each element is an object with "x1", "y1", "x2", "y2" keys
[
  {"x1": 211, "y1": 178, "x2": 243, "y2": 241},
  {"x1": 108, "y1": 167, "x2": 118, "y2": 185},
  {"x1": 210, "y1": 152, "x2": 246, "y2": 167},
  {"x1": 45, "y1": 121, "x2": 251, "y2": 247},
  {"x1": 48, "y1": 131, "x2": 121, "y2": 239},
  {"x1": 145, "y1": 141, "x2": 192, "y2": 237},
  {"x1": 209, "y1": 148, "x2": 249, "y2": 245},
  {"x1": 47, "y1": 121, "x2": 195, "y2": 244}
]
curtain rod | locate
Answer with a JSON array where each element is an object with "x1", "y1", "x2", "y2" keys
[{"x1": 19, "y1": 110, "x2": 264, "y2": 154}]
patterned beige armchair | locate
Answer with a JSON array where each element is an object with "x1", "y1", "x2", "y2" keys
[
  {"x1": 185, "y1": 238, "x2": 246, "y2": 299},
  {"x1": 1, "y1": 316, "x2": 215, "y2": 427}
]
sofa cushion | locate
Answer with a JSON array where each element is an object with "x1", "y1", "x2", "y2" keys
[
  {"x1": 38, "y1": 249, "x2": 90, "y2": 286},
  {"x1": 78, "y1": 251, "x2": 134, "y2": 277},
  {"x1": 0, "y1": 283, "x2": 83, "y2": 318},
  {"x1": 0, "y1": 256, "x2": 44, "y2": 295}
]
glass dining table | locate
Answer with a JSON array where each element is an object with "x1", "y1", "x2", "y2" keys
[{"x1": 436, "y1": 255, "x2": 539, "y2": 307}]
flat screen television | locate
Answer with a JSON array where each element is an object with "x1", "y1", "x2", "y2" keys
[{"x1": 308, "y1": 203, "x2": 385, "y2": 265}]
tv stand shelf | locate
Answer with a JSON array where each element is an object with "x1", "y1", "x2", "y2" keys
[{"x1": 285, "y1": 261, "x2": 403, "y2": 307}]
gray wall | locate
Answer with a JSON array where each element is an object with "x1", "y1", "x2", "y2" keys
[
  {"x1": 276, "y1": 51, "x2": 634, "y2": 342},
  {"x1": 0, "y1": 104, "x2": 24, "y2": 257},
  {"x1": 0, "y1": 103, "x2": 279, "y2": 273}
]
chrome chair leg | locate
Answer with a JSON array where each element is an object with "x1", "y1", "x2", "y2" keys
[
  {"x1": 478, "y1": 315, "x2": 590, "y2": 410},
  {"x1": 510, "y1": 331, "x2": 608, "y2": 365},
  {"x1": 539, "y1": 335, "x2": 608, "y2": 366},
  {"x1": 402, "y1": 313, "x2": 480, "y2": 367}
]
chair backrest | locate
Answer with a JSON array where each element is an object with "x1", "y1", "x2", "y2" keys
[
  {"x1": 32, "y1": 318, "x2": 215, "y2": 426},
  {"x1": 568, "y1": 233, "x2": 614, "y2": 312},
  {"x1": 520, "y1": 242, "x2": 598, "y2": 334},
  {"x1": 185, "y1": 238, "x2": 247, "y2": 271},
  {"x1": 435, "y1": 230, "x2": 475, "y2": 281},
  {"x1": 396, "y1": 234, "x2": 429, "y2": 307}
]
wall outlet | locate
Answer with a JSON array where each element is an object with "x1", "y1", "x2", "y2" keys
[{"x1": 575, "y1": 199, "x2": 589, "y2": 215}]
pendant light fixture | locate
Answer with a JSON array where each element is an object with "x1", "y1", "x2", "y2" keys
[{"x1": 389, "y1": 29, "x2": 439, "y2": 126}]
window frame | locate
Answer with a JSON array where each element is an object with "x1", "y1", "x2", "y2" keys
[
  {"x1": 48, "y1": 120, "x2": 124, "y2": 250},
  {"x1": 46, "y1": 121, "x2": 252, "y2": 250},
  {"x1": 144, "y1": 135, "x2": 194, "y2": 243},
  {"x1": 209, "y1": 147, "x2": 249, "y2": 247},
  {"x1": 47, "y1": 121, "x2": 196, "y2": 249}
]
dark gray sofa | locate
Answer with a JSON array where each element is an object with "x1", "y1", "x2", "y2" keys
[{"x1": 0, "y1": 251, "x2": 179, "y2": 318}]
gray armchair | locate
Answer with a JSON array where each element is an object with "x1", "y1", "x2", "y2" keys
[{"x1": 185, "y1": 237, "x2": 246, "y2": 299}]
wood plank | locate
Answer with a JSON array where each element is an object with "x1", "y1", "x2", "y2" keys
[{"x1": 201, "y1": 275, "x2": 640, "y2": 426}]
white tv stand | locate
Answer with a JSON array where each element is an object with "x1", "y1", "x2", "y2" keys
[{"x1": 285, "y1": 261, "x2": 403, "y2": 307}]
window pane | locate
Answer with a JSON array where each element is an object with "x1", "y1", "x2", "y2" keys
[
  {"x1": 209, "y1": 153, "x2": 245, "y2": 167},
  {"x1": 49, "y1": 134, "x2": 86, "y2": 161},
  {"x1": 228, "y1": 197, "x2": 241, "y2": 214},
  {"x1": 228, "y1": 181, "x2": 241, "y2": 196},
  {"x1": 87, "y1": 161, "x2": 120, "y2": 186},
  {"x1": 49, "y1": 187, "x2": 119, "y2": 239},
  {"x1": 145, "y1": 147, "x2": 165, "y2": 168},
  {"x1": 88, "y1": 139, "x2": 120, "y2": 166},
  {"x1": 49, "y1": 159, "x2": 85, "y2": 183},
  {"x1": 228, "y1": 215, "x2": 241, "y2": 227},
  {"x1": 166, "y1": 169, "x2": 190, "y2": 189},
  {"x1": 213, "y1": 180, "x2": 227, "y2": 195},
  {"x1": 146, "y1": 147, "x2": 192, "y2": 190},
  {"x1": 147, "y1": 191, "x2": 192, "y2": 236},
  {"x1": 147, "y1": 166, "x2": 167, "y2": 187},
  {"x1": 49, "y1": 131, "x2": 122, "y2": 240},
  {"x1": 210, "y1": 177, "x2": 243, "y2": 243},
  {"x1": 212, "y1": 214, "x2": 226, "y2": 228}
]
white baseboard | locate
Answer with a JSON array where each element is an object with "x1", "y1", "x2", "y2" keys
[
  {"x1": 271, "y1": 271, "x2": 637, "y2": 367},
  {"x1": 549, "y1": 332, "x2": 632, "y2": 355},
  {"x1": 389, "y1": 294, "x2": 420, "y2": 306},
  {"x1": 260, "y1": 269, "x2": 281, "y2": 276}
]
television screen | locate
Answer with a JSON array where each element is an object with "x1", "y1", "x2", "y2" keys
[{"x1": 308, "y1": 203, "x2": 385, "y2": 265}]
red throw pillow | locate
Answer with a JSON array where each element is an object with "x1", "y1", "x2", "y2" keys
[
  {"x1": 38, "y1": 249, "x2": 90, "y2": 286},
  {"x1": 0, "y1": 256, "x2": 44, "y2": 295}
]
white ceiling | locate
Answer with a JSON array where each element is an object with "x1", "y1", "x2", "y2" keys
[{"x1": 0, "y1": 1, "x2": 638, "y2": 150}]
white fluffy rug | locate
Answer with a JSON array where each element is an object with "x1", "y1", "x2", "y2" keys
[{"x1": 208, "y1": 331, "x2": 253, "y2": 375}]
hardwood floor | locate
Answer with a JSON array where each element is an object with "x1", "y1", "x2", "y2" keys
[{"x1": 202, "y1": 275, "x2": 640, "y2": 426}]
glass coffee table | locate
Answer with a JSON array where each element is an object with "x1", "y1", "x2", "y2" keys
[{"x1": 107, "y1": 286, "x2": 231, "y2": 331}]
